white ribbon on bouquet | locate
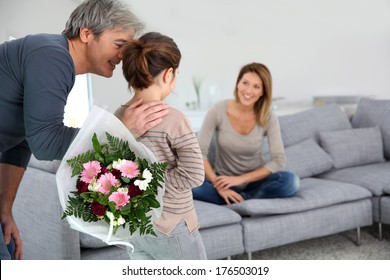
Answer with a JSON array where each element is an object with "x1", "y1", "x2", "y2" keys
[{"x1": 56, "y1": 105, "x2": 164, "y2": 250}]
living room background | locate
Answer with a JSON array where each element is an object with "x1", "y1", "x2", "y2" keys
[{"x1": 1, "y1": 0, "x2": 389, "y2": 115}]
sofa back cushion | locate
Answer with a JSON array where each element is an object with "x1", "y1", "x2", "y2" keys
[
  {"x1": 285, "y1": 138, "x2": 333, "y2": 178},
  {"x1": 351, "y1": 98, "x2": 390, "y2": 159},
  {"x1": 278, "y1": 104, "x2": 352, "y2": 148},
  {"x1": 319, "y1": 126, "x2": 385, "y2": 169}
]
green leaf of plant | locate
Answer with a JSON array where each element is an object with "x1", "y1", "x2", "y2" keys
[
  {"x1": 122, "y1": 177, "x2": 130, "y2": 183},
  {"x1": 121, "y1": 202, "x2": 131, "y2": 213},
  {"x1": 97, "y1": 196, "x2": 108, "y2": 205},
  {"x1": 108, "y1": 201, "x2": 117, "y2": 213},
  {"x1": 135, "y1": 208, "x2": 146, "y2": 219},
  {"x1": 80, "y1": 192, "x2": 93, "y2": 200},
  {"x1": 144, "y1": 197, "x2": 160, "y2": 208},
  {"x1": 92, "y1": 133, "x2": 102, "y2": 154}
]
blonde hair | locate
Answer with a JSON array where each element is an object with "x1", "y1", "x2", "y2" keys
[{"x1": 234, "y1": 63, "x2": 273, "y2": 127}]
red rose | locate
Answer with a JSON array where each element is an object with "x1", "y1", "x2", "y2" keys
[
  {"x1": 76, "y1": 180, "x2": 89, "y2": 193},
  {"x1": 128, "y1": 184, "x2": 144, "y2": 197},
  {"x1": 91, "y1": 201, "x2": 106, "y2": 217},
  {"x1": 111, "y1": 168, "x2": 122, "y2": 180}
]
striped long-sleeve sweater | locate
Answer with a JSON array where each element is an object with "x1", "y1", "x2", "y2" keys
[{"x1": 123, "y1": 107, "x2": 205, "y2": 235}]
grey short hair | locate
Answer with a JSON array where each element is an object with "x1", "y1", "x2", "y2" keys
[{"x1": 63, "y1": 0, "x2": 144, "y2": 39}]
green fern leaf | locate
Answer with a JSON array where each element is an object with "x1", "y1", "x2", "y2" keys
[
  {"x1": 106, "y1": 132, "x2": 136, "y2": 161},
  {"x1": 61, "y1": 194, "x2": 98, "y2": 222},
  {"x1": 66, "y1": 151, "x2": 95, "y2": 177}
]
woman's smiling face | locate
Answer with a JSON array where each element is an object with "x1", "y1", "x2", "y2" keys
[{"x1": 236, "y1": 72, "x2": 264, "y2": 107}]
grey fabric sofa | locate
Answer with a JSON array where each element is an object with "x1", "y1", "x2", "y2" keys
[
  {"x1": 317, "y1": 98, "x2": 390, "y2": 240},
  {"x1": 227, "y1": 99, "x2": 390, "y2": 258},
  {"x1": 12, "y1": 98, "x2": 390, "y2": 259}
]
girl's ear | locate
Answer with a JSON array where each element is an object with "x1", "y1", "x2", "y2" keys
[{"x1": 162, "y1": 67, "x2": 174, "y2": 83}]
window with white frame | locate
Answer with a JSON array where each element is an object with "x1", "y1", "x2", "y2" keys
[{"x1": 63, "y1": 74, "x2": 93, "y2": 128}]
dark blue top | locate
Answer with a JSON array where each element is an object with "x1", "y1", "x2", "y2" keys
[{"x1": 0, "y1": 34, "x2": 79, "y2": 168}]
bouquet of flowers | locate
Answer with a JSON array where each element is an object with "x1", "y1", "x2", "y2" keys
[
  {"x1": 61, "y1": 132, "x2": 167, "y2": 237},
  {"x1": 56, "y1": 106, "x2": 166, "y2": 248}
]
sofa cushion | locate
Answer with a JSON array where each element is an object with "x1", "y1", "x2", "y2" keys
[
  {"x1": 278, "y1": 104, "x2": 352, "y2": 148},
  {"x1": 240, "y1": 199, "x2": 372, "y2": 253},
  {"x1": 319, "y1": 126, "x2": 385, "y2": 169},
  {"x1": 285, "y1": 138, "x2": 333, "y2": 178},
  {"x1": 228, "y1": 178, "x2": 371, "y2": 216},
  {"x1": 383, "y1": 185, "x2": 390, "y2": 195},
  {"x1": 81, "y1": 245, "x2": 129, "y2": 260},
  {"x1": 28, "y1": 155, "x2": 61, "y2": 174},
  {"x1": 194, "y1": 200, "x2": 242, "y2": 228},
  {"x1": 317, "y1": 161, "x2": 390, "y2": 196},
  {"x1": 80, "y1": 233, "x2": 109, "y2": 249},
  {"x1": 351, "y1": 98, "x2": 390, "y2": 159}
]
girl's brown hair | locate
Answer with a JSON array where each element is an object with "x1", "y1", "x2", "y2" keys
[
  {"x1": 122, "y1": 32, "x2": 181, "y2": 90},
  {"x1": 234, "y1": 62, "x2": 273, "y2": 127}
]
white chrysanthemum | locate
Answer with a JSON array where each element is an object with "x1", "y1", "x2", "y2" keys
[
  {"x1": 88, "y1": 179, "x2": 100, "y2": 192},
  {"x1": 112, "y1": 159, "x2": 124, "y2": 169},
  {"x1": 133, "y1": 169, "x2": 154, "y2": 190},
  {"x1": 134, "y1": 179, "x2": 149, "y2": 191},
  {"x1": 117, "y1": 187, "x2": 129, "y2": 193},
  {"x1": 142, "y1": 169, "x2": 153, "y2": 183},
  {"x1": 117, "y1": 215, "x2": 126, "y2": 226}
]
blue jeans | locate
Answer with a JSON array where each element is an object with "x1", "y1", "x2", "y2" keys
[
  {"x1": 192, "y1": 171, "x2": 300, "y2": 205},
  {"x1": 0, "y1": 223, "x2": 15, "y2": 260}
]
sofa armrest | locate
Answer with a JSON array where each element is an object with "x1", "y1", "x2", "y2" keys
[{"x1": 13, "y1": 165, "x2": 81, "y2": 259}]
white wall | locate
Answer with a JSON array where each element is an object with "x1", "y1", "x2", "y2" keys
[
  {"x1": 1, "y1": 0, "x2": 390, "y2": 112},
  {"x1": 0, "y1": 0, "x2": 75, "y2": 39}
]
